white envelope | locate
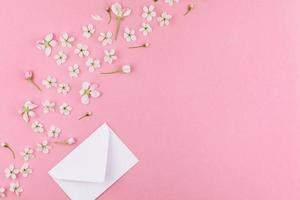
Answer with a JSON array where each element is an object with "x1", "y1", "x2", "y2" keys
[{"x1": 48, "y1": 123, "x2": 139, "y2": 200}]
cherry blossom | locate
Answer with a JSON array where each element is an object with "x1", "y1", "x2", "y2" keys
[
  {"x1": 48, "y1": 125, "x2": 61, "y2": 138},
  {"x1": 59, "y1": 103, "x2": 72, "y2": 116},
  {"x1": 18, "y1": 101, "x2": 38, "y2": 122},
  {"x1": 31, "y1": 121, "x2": 44, "y2": 133},
  {"x1": 86, "y1": 58, "x2": 101, "y2": 72},
  {"x1": 9, "y1": 182, "x2": 23, "y2": 196},
  {"x1": 36, "y1": 33, "x2": 56, "y2": 56},
  {"x1": 36, "y1": 140, "x2": 51, "y2": 154},
  {"x1": 142, "y1": 5, "x2": 156, "y2": 21},
  {"x1": 60, "y1": 33, "x2": 74, "y2": 48},
  {"x1": 104, "y1": 49, "x2": 117, "y2": 64},
  {"x1": 54, "y1": 51, "x2": 67, "y2": 65},
  {"x1": 4, "y1": 165, "x2": 19, "y2": 180},
  {"x1": 20, "y1": 147, "x2": 34, "y2": 161},
  {"x1": 20, "y1": 163, "x2": 32, "y2": 177},
  {"x1": 111, "y1": 3, "x2": 132, "y2": 40},
  {"x1": 25, "y1": 71, "x2": 42, "y2": 91},
  {"x1": 42, "y1": 76, "x2": 57, "y2": 89},
  {"x1": 157, "y1": 12, "x2": 172, "y2": 27},
  {"x1": 139, "y1": 22, "x2": 152, "y2": 36},
  {"x1": 68, "y1": 64, "x2": 80, "y2": 78},
  {"x1": 74, "y1": 44, "x2": 89, "y2": 57},
  {"x1": 79, "y1": 81, "x2": 101, "y2": 105},
  {"x1": 98, "y1": 31, "x2": 113, "y2": 46},
  {"x1": 121, "y1": 65, "x2": 131, "y2": 73},
  {"x1": 82, "y1": 24, "x2": 95, "y2": 38},
  {"x1": 57, "y1": 83, "x2": 71, "y2": 95},
  {"x1": 42, "y1": 100, "x2": 55, "y2": 114},
  {"x1": 124, "y1": 28, "x2": 137, "y2": 42}
]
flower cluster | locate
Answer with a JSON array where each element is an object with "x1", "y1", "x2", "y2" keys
[
  {"x1": 9, "y1": 1, "x2": 185, "y2": 197},
  {"x1": 2, "y1": 163, "x2": 33, "y2": 196}
]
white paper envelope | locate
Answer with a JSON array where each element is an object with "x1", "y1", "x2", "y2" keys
[{"x1": 48, "y1": 123, "x2": 139, "y2": 200}]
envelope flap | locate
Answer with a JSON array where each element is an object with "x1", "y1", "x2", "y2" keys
[{"x1": 49, "y1": 124, "x2": 110, "y2": 183}]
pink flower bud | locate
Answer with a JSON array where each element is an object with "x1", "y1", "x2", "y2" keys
[
  {"x1": 121, "y1": 65, "x2": 131, "y2": 74},
  {"x1": 66, "y1": 137, "x2": 76, "y2": 145},
  {"x1": 25, "y1": 71, "x2": 33, "y2": 80}
]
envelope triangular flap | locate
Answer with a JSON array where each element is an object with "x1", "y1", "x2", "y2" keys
[{"x1": 49, "y1": 124, "x2": 110, "y2": 183}]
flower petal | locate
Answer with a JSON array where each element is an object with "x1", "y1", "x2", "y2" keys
[
  {"x1": 81, "y1": 95, "x2": 89, "y2": 104},
  {"x1": 91, "y1": 90, "x2": 100, "y2": 98}
]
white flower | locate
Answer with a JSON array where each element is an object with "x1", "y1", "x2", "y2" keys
[
  {"x1": 4, "y1": 165, "x2": 19, "y2": 180},
  {"x1": 79, "y1": 82, "x2": 101, "y2": 104},
  {"x1": 57, "y1": 83, "x2": 71, "y2": 95},
  {"x1": 18, "y1": 101, "x2": 38, "y2": 122},
  {"x1": 20, "y1": 163, "x2": 32, "y2": 178},
  {"x1": 157, "y1": 12, "x2": 172, "y2": 27},
  {"x1": 42, "y1": 76, "x2": 57, "y2": 88},
  {"x1": 74, "y1": 44, "x2": 89, "y2": 57},
  {"x1": 66, "y1": 137, "x2": 76, "y2": 145},
  {"x1": 59, "y1": 103, "x2": 72, "y2": 116},
  {"x1": 36, "y1": 33, "x2": 56, "y2": 56},
  {"x1": 142, "y1": 5, "x2": 156, "y2": 21},
  {"x1": 47, "y1": 125, "x2": 61, "y2": 138},
  {"x1": 42, "y1": 100, "x2": 55, "y2": 114},
  {"x1": 54, "y1": 51, "x2": 67, "y2": 65},
  {"x1": 165, "y1": 0, "x2": 179, "y2": 5},
  {"x1": 98, "y1": 32, "x2": 113, "y2": 46},
  {"x1": 36, "y1": 140, "x2": 51, "y2": 154},
  {"x1": 0, "y1": 187, "x2": 5, "y2": 198},
  {"x1": 111, "y1": 3, "x2": 132, "y2": 40},
  {"x1": 20, "y1": 147, "x2": 34, "y2": 161},
  {"x1": 86, "y1": 58, "x2": 101, "y2": 72},
  {"x1": 111, "y1": 3, "x2": 132, "y2": 18},
  {"x1": 9, "y1": 182, "x2": 23, "y2": 196},
  {"x1": 104, "y1": 49, "x2": 117, "y2": 64},
  {"x1": 82, "y1": 24, "x2": 95, "y2": 38},
  {"x1": 31, "y1": 121, "x2": 44, "y2": 133},
  {"x1": 60, "y1": 33, "x2": 74, "y2": 48},
  {"x1": 68, "y1": 64, "x2": 80, "y2": 78},
  {"x1": 121, "y1": 65, "x2": 131, "y2": 74},
  {"x1": 124, "y1": 28, "x2": 137, "y2": 42},
  {"x1": 139, "y1": 22, "x2": 152, "y2": 36}
]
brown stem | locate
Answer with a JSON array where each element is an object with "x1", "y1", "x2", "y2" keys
[
  {"x1": 184, "y1": 4, "x2": 194, "y2": 16},
  {"x1": 30, "y1": 79, "x2": 42, "y2": 91},
  {"x1": 129, "y1": 44, "x2": 148, "y2": 49},
  {"x1": 100, "y1": 71, "x2": 119, "y2": 74},
  {"x1": 106, "y1": 8, "x2": 112, "y2": 24},
  {"x1": 79, "y1": 112, "x2": 92, "y2": 120},
  {"x1": 53, "y1": 141, "x2": 67, "y2": 145},
  {"x1": 184, "y1": 10, "x2": 191, "y2": 16},
  {"x1": 115, "y1": 18, "x2": 122, "y2": 40},
  {"x1": 4, "y1": 145, "x2": 15, "y2": 159},
  {"x1": 78, "y1": 115, "x2": 87, "y2": 120}
]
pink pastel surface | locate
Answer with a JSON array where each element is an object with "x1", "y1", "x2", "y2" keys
[{"x1": 1, "y1": 0, "x2": 300, "y2": 199}]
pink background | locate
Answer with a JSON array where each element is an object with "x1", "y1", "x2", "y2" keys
[{"x1": 1, "y1": 0, "x2": 300, "y2": 199}]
